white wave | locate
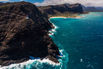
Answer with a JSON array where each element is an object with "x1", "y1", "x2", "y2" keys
[
  {"x1": 80, "y1": 58, "x2": 83, "y2": 62},
  {"x1": 58, "y1": 49, "x2": 69, "y2": 69},
  {"x1": 0, "y1": 58, "x2": 60, "y2": 69},
  {"x1": 52, "y1": 23, "x2": 58, "y2": 29},
  {"x1": 38, "y1": 58, "x2": 60, "y2": 65},
  {"x1": 50, "y1": 29, "x2": 56, "y2": 32},
  {"x1": 48, "y1": 23, "x2": 58, "y2": 36},
  {"x1": 0, "y1": 49, "x2": 68, "y2": 69},
  {"x1": 59, "y1": 50, "x2": 63, "y2": 57},
  {"x1": 48, "y1": 32, "x2": 54, "y2": 36}
]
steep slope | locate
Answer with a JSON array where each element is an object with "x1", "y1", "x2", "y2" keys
[
  {"x1": 0, "y1": 2, "x2": 60, "y2": 66},
  {"x1": 38, "y1": 3, "x2": 83, "y2": 17}
]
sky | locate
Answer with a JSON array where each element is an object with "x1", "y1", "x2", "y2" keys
[
  {"x1": 0, "y1": 0, "x2": 43, "y2": 3},
  {"x1": 0, "y1": 0, "x2": 103, "y2": 7}
]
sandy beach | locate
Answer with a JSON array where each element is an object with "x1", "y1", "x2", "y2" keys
[{"x1": 50, "y1": 16, "x2": 82, "y2": 19}]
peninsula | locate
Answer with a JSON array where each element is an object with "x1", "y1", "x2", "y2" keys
[{"x1": 0, "y1": 1, "x2": 83, "y2": 66}]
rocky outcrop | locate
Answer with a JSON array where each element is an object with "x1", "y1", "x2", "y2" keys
[
  {"x1": 38, "y1": 3, "x2": 83, "y2": 17},
  {"x1": 0, "y1": 2, "x2": 60, "y2": 66}
]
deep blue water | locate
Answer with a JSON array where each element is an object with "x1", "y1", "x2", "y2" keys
[{"x1": 50, "y1": 12, "x2": 103, "y2": 69}]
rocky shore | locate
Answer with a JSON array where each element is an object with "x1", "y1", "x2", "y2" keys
[{"x1": 0, "y1": 2, "x2": 60, "y2": 66}]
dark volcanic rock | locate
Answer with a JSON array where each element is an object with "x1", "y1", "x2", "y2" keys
[
  {"x1": 0, "y1": 1, "x2": 60, "y2": 66},
  {"x1": 38, "y1": 3, "x2": 83, "y2": 17}
]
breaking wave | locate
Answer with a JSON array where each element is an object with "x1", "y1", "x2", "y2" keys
[{"x1": 0, "y1": 49, "x2": 68, "y2": 69}]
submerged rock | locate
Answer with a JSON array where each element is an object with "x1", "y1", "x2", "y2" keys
[{"x1": 0, "y1": 1, "x2": 60, "y2": 66}]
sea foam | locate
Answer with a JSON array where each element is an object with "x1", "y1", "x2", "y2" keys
[
  {"x1": 0, "y1": 58, "x2": 60, "y2": 69},
  {"x1": 0, "y1": 49, "x2": 68, "y2": 69},
  {"x1": 48, "y1": 23, "x2": 58, "y2": 36},
  {"x1": 48, "y1": 21, "x2": 69, "y2": 69}
]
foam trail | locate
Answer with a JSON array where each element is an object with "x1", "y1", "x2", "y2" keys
[
  {"x1": 49, "y1": 19, "x2": 69, "y2": 69},
  {"x1": 58, "y1": 49, "x2": 69, "y2": 69},
  {"x1": 0, "y1": 49, "x2": 68, "y2": 69},
  {"x1": 48, "y1": 23, "x2": 58, "y2": 36},
  {"x1": 0, "y1": 58, "x2": 60, "y2": 69}
]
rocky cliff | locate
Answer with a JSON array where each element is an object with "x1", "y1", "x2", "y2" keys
[
  {"x1": 38, "y1": 3, "x2": 83, "y2": 17},
  {"x1": 0, "y1": 2, "x2": 60, "y2": 66}
]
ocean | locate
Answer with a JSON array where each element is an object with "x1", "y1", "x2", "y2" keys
[
  {"x1": 50, "y1": 12, "x2": 103, "y2": 69},
  {"x1": 1, "y1": 12, "x2": 103, "y2": 69}
]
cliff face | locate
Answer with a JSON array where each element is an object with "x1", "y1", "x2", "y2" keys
[
  {"x1": 38, "y1": 3, "x2": 83, "y2": 17},
  {"x1": 0, "y1": 2, "x2": 60, "y2": 66}
]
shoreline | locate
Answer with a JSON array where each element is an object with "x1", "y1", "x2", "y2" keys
[
  {"x1": 48, "y1": 21, "x2": 58, "y2": 36},
  {"x1": 49, "y1": 15, "x2": 82, "y2": 19},
  {"x1": 0, "y1": 58, "x2": 60, "y2": 69}
]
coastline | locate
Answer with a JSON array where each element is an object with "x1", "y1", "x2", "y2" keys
[
  {"x1": 0, "y1": 58, "x2": 60, "y2": 69},
  {"x1": 48, "y1": 19, "x2": 69, "y2": 69},
  {"x1": 49, "y1": 15, "x2": 82, "y2": 19},
  {"x1": 48, "y1": 23, "x2": 58, "y2": 36},
  {"x1": 0, "y1": 2, "x2": 60, "y2": 67}
]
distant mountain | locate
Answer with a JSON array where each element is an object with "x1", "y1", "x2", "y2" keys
[
  {"x1": 83, "y1": 6, "x2": 103, "y2": 12},
  {"x1": 38, "y1": 3, "x2": 83, "y2": 17}
]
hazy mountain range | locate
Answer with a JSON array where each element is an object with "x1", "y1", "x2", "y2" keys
[{"x1": 83, "y1": 6, "x2": 103, "y2": 12}]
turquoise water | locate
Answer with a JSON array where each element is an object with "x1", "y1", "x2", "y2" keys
[
  {"x1": 1, "y1": 12, "x2": 103, "y2": 69},
  {"x1": 50, "y1": 12, "x2": 103, "y2": 69}
]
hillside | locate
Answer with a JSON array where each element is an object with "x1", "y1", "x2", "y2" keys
[
  {"x1": 38, "y1": 3, "x2": 83, "y2": 17},
  {"x1": 0, "y1": 2, "x2": 60, "y2": 66}
]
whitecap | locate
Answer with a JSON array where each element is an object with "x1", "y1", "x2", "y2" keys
[
  {"x1": 48, "y1": 33, "x2": 54, "y2": 36},
  {"x1": 0, "y1": 49, "x2": 68, "y2": 69},
  {"x1": 52, "y1": 23, "x2": 58, "y2": 29},
  {"x1": 48, "y1": 23, "x2": 58, "y2": 37},
  {"x1": 80, "y1": 58, "x2": 83, "y2": 62},
  {"x1": 0, "y1": 58, "x2": 60, "y2": 69}
]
